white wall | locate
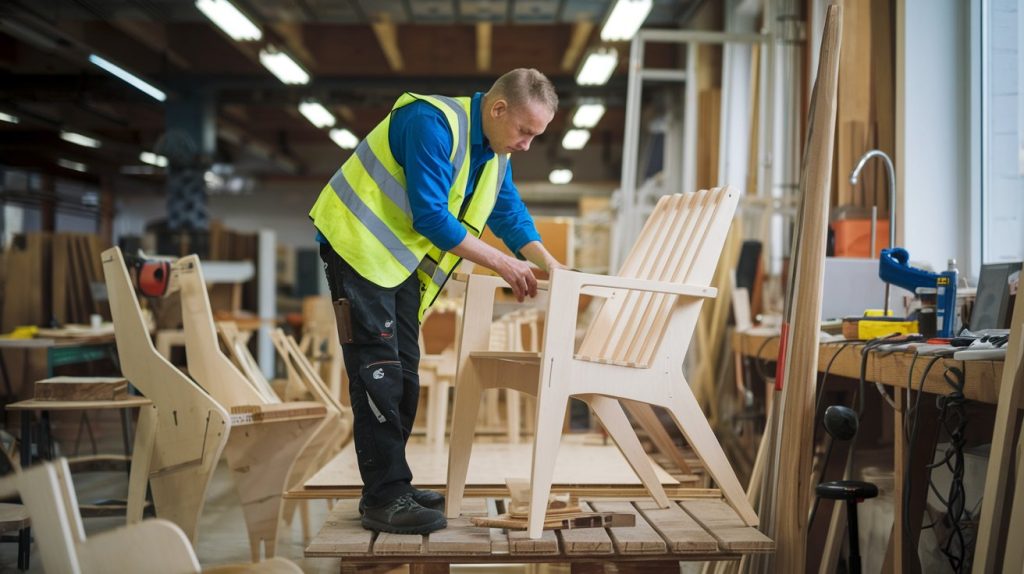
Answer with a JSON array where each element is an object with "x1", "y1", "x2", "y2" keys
[{"x1": 898, "y1": 0, "x2": 973, "y2": 273}]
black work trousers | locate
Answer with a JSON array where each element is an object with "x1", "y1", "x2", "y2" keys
[{"x1": 320, "y1": 244, "x2": 421, "y2": 507}]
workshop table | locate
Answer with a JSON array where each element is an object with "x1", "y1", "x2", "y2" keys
[
  {"x1": 0, "y1": 335, "x2": 118, "y2": 400},
  {"x1": 732, "y1": 329, "x2": 1010, "y2": 572}
]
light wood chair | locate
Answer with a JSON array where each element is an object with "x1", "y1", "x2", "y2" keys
[
  {"x1": 445, "y1": 188, "x2": 757, "y2": 538},
  {"x1": 174, "y1": 254, "x2": 327, "y2": 560},
  {"x1": 101, "y1": 247, "x2": 230, "y2": 545},
  {"x1": 298, "y1": 296, "x2": 346, "y2": 404},
  {"x1": 217, "y1": 321, "x2": 283, "y2": 403},
  {"x1": 0, "y1": 458, "x2": 301, "y2": 574},
  {"x1": 418, "y1": 303, "x2": 460, "y2": 447}
]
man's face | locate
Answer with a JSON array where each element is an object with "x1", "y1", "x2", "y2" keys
[{"x1": 485, "y1": 98, "x2": 554, "y2": 154}]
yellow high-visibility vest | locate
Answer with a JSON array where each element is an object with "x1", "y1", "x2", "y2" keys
[{"x1": 309, "y1": 93, "x2": 509, "y2": 320}]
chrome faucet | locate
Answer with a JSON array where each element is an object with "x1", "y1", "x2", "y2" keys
[{"x1": 850, "y1": 149, "x2": 896, "y2": 316}]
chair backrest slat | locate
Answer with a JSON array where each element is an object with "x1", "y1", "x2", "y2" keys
[
  {"x1": 577, "y1": 194, "x2": 678, "y2": 358},
  {"x1": 609, "y1": 191, "x2": 708, "y2": 363},
  {"x1": 576, "y1": 187, "x2": 738, "y2": 367}
]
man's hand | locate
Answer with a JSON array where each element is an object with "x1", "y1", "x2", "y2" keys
[{"x1": 494, "y1": 254, "x2": 538, "y2": 302}]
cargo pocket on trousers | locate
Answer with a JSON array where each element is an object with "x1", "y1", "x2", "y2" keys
[{"x1": 360, "y1": 360, "x2": 401, "y2": 423}]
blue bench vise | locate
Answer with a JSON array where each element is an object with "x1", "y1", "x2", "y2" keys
[{"x1": 879, "y1": 248, "x2": 958, "y2": 337}]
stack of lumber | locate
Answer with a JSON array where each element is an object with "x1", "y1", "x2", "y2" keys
[{"x1": 1, "y1": 232, "x2": 107, "y2": 332}]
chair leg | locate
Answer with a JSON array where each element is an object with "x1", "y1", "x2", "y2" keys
[
  {"x1": 526, "y1": 392, "x2": 569, "y2": 539},
  {"x1": 583, "y1": 395, "x2": 669, "y2": 508},
  {"x1": 506, "y1": 390, "x2": 521, "y2": 444},
  {"x1": 445, "y1": 370, "x2": 483, "y2": 518},
  {"x1": 665, "y1": 388, "x2": 758, "y2": 526}
]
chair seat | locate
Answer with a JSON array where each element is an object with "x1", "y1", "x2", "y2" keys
[
  {"x1": 0, "y1": 503, "x2": 29, "y2": 533},
  {"x1": 816, "y1": 480, "x2": 878, "y2": 501}
]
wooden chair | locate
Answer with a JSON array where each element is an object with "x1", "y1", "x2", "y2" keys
[
  {"x1": 418, "y1": 303, "x2": 460, "y2": 447},
  {"x1": 101, "y1": 247, "x2": 230, "y2": 545},
  {"x1": 0, "y1": 458, "x2": 301, "y2": 573},
  {"x1": 173, "y1": 254, "x2": 327, "y2": 560},
  {"x1": 217, "y1": 321, "x2": 284, "y2": 403},
  {"x1": 445, "y1": 188, "x2": 757, "y2": 538},
  {"x1": 298, "y1": 296, "x2": 346, "y2": 404}
]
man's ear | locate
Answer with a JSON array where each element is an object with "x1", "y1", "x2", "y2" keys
[{"x1": 490, "y1": 98, "x2": 508, "y2": 118}]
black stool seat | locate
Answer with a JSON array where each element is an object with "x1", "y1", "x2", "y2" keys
[{"x1": 816, "y1": 480, "x2": 878, "y2": 501}]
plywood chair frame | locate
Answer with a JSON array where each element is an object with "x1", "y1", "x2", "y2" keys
[
  {"x1": 102, "y1": 247, "x2": 230, "y2": 545},
  {"x1": 1, "y1": 458, "x2": 302, "y2": 574},
  {"x1": 446, "y1": 188, "x2": 757, "y2": 539},
  {"x1": 418, "y1": 304, "x2": 461, "y2": 447},
  {"x1": 174, "y1": 255, "x2": 327, "y2": 560},
  {"x1": 217, "y1": 321, "x2": 283, "y2": 404}
]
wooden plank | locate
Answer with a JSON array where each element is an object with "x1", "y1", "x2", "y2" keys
[
  {"x1": 34, "y1": 376, "x2": 128, "y2": 401},
  {"x1": 428, "y1": 516, "x2": 491, "y2": 554},
  {"x1": 305, "y1": 500, "x2": 374, "y2": 555},
  {"x1": 769, "y1": 6, "x2": 843, "y2": 573},
  {"x1": 589, "y1": 500, "x2": 666, "y2": 554},
  {"x1": 486, "y1": 498, "x2": 509, "y2": 555},
  {"x1": 559, "y1": 500, "x2": 613, "y2": 555},
  {"x1": 635, "y1": 500, "x2": 717, "y2": 552},
  {"x1": 973, "y1": 298, "x2": 1024, "y2": 573},
  {"x1": 506, "y1": 497, "x2": 559, "y2": 556},
  {"x1": 679, "y1": 499, "x2": 773, "y2": 552},
  {"x1": 372, "y1": 531, "x2": 423, "y2": 555}
]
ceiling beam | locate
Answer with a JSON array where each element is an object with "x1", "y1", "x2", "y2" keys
[
  {"x1": 108, "y1": 19, "x2": 192, "y2": 70},
  {"x1": 561, "y1": 21, "x2": 594, "y2": 72},
  {"x1": 476, "y1": 22, "x2": 492, "y2": 72},
  {"x1": 370, "y1": 15, "x2": 403, "y2": 71}
]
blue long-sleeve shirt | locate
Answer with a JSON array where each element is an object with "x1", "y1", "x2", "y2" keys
[{"x1": 316, "y1": 92, "x2": 540, "y2": 256}]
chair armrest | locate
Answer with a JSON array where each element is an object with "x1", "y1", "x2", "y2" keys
[
  {"x1": 562, "y1": 270, "x2": 717, "y2": 299},
  {"x1": 450, "y1": 272, "x2": 550, "y2": 291}
]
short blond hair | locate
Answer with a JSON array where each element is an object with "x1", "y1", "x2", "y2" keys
[{"x1": 486, "y1": 68, "x2": 558, "y2": 115}]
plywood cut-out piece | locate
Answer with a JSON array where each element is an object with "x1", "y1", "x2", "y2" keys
[
  {"x1": 33, "y1": 377, "x2": 128, "y2": 401},
  {"x1": 679, "y1": 499, "x2": 773, "y2": 552},
  {"x1": 588, "y1": 501, "x2": 666, "y2": 554},
  {"x1": 767, "y1": 5, "x2": 843, "y2": 573},
  {"x1": 102, "y1": 247, "x2": 230, "y2": 544},
  {"x1": 174, "y1": 254, "x2": 327, "y2": 560},
  {"x1": 11, "y1": 458, "x2": 302, "y2": 573},
  {"x1": 445, "y1": 188, "x2": 755, "y2": 539}
]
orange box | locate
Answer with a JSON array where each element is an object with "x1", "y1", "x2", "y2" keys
[{"x1": 832, "y1": 219, "x2": 890, "y2": 258}]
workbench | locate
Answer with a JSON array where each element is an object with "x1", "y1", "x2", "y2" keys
[
  {"x1": 732, "y1": 328, "x2": 1010, "y2": 572},
  {"x1": 0, "y1": 334, "x2": 118, "y2": 400},
  {"x1": 307, "y1": 497, "x2": 773, "y2": 573}
]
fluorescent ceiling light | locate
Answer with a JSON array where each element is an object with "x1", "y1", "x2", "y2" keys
[
  {"x1": 562, "y1": 129, "x2": 591, "y2": 150},
  {"x1": 330, "y1": 128, "x2": 359, "y2": 149},
  {"x1": 299, "y1": 100, "x2": 336, "y2": 128},
  {"x1": 260, "y1": 47, "x2": 310, "y2": 85},
  {"x1": 60, "y1": 130, "x2": 101, "y2": 148},
  {"x1": 195, "y1": 0, "x2": 262, "y2": 41},
  {"x1": 89, "y1": 54, "x2": 167, "y2": 102},
  {"x1": 140, "y1": 151, "x2": 168, "y2": 168},
  {"x1": 58, "y1": 158, "x2": 88, "y2": 173},
  {"x1": 576, "y1": 47, "x2": 618, "y2": 86},
  {"x1": 572, "y1": 101, "x2": 606, "y2": 128},
  {"x1": 0, "y1": 112, "x2": 18, "y2": 124},
  {"x1": 600, "y1": 0, "x2": 653, "y2": 41},
  {"x1": 549, "y1": 168, "x2": 573, "y2": 185}
]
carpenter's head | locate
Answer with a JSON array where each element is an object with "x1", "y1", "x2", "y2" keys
[{"x1": 481, "y1": 68, "x2": 558, "y2": 154}]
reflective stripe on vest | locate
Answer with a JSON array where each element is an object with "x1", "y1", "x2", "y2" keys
[{"x1": 310, "y1": 92, "x2": 508, "y2": 319}]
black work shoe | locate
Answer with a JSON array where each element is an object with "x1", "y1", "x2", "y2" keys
[
  {"x1": 360, "y1": 493, "x2": 447, "y2": 534},
  {"x1": 411, "y1": 488, "x2": 445, "y2": 511},
  {"x1": 358, "y1": 488, "x2": 445, "y2": 514}
]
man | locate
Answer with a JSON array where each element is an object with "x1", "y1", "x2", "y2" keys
[{"x1": 310, "y1": 68, "x2": 564, "y2": 534}]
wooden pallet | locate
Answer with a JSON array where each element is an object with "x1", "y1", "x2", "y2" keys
[{"x1": 306, "y1": 497, "x2": 772, "y2": 567}]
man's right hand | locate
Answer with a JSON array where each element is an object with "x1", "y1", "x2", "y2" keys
[
  {"x1": 449, "y1": 234, "x2": 539, "y2": 302},
  {"x1": 493, "y1": 255, "x2": 538, "y2": 302}
]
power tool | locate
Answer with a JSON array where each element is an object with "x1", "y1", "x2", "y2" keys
[
  {"x1": 879, "y1": 247, "x2": 958, "y2": 337},
  {"x1": 124, "y1": 254, "x2": 172, "y2": 298}
]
